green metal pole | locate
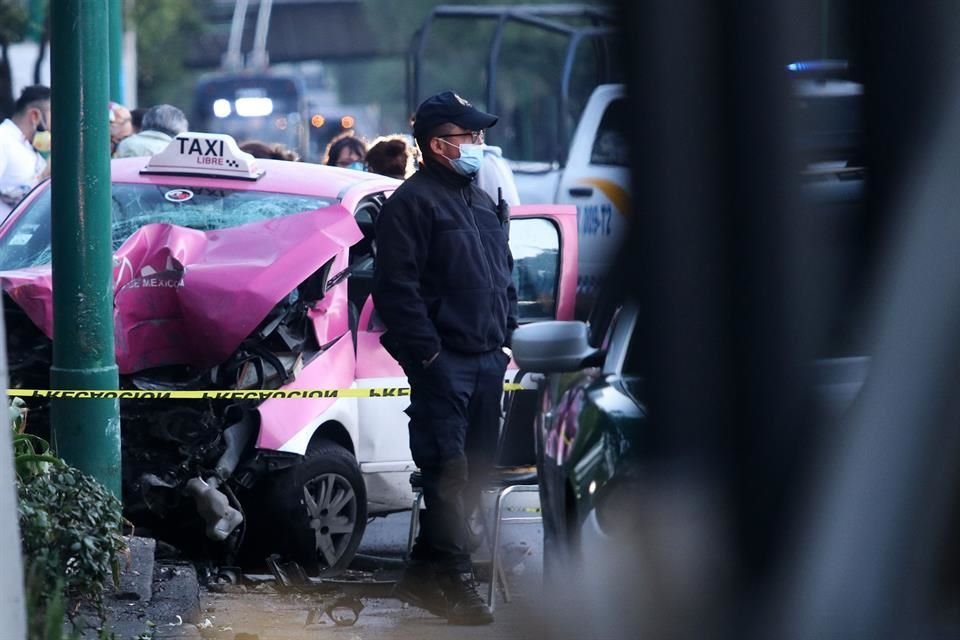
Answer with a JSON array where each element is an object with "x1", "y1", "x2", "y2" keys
[
  {"x1": 49, "y1": 0, "x2": 121, "y2": 496},
  {"x1": 109, "y1": 0, "x2": 124, "y2": 102}
]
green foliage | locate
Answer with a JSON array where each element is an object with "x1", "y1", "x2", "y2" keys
[
  {"x1": 131, "y1": 0, "x2": 204, "y2": 108},
  {"x1": 18, "y1": 465, "x2": 126, "y2": 612},
  {"x1": 0, "y1": 0, "x2": 28, "y2": 46},
  {"x1": 11, "y1": 398, "x2": 62, "y2": 479},
  {"x1": 10, "y1": 409, "x2": 126, "y2": 636},
  {"x1": 23, "y1": 570, "x2": 80, "y2": 640}
]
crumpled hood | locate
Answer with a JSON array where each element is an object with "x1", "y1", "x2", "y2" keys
[{"x1": 1, "y1": 205, "x2": 362, "y2": 373}]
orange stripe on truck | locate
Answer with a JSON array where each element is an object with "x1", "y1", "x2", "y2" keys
[{"x1": 578, "y1": 178, "x2": 631, "y2": 216}]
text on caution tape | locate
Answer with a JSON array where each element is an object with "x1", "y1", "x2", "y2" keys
[{"x1": 7, "y1": 383, "x2": 525, "y2": 400}]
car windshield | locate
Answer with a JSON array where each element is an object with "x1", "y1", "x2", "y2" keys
[{"x1": 0, "y1": 183, "x2": 333, "y2": 270}]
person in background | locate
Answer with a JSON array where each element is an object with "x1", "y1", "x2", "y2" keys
[
  {"x1": 365, "y1": 135, "x2": 413, "y2": 179},
  {"x1": 240, "y1": 140, "x2": 301, "y2": 162},
  {"x1": 114, "y1": 104, "x2": 188, "y2": 158},
  {"x1": 130, "y1": 107, "x2": 147, "y2": 134},
  {"x1": 324, "y1": 131, "x2": 367, "y2": 169},
  {"x1": 109, "y1": 102, "x2": 134, "y2": 156},
  {"x1": 0, "y1": 85, "x2": 51, "y2": 217},
  {"x1": 374, "y1": 91, "x2": 515, "y2": 626}
]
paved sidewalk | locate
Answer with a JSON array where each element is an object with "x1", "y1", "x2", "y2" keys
[{"x1": 194, "y1": 494, "x2": 548, "y2": 639}]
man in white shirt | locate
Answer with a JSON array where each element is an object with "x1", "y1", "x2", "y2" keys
[{"x1": 0, "y1": 85, "x2": 50, "y2": 218}]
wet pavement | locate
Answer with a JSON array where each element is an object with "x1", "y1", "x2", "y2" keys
[{"x1": 191, "y1": 494, "x2": 548, "y2": 639}]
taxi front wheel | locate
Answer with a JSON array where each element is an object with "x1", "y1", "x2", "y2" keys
[{"x1": 269, "y1": 441, "x2": 368, "y2": 576}]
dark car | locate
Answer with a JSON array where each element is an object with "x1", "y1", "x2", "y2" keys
[
  {"x1": 511, "y1": 299, "x2": 644, "y2": 574},
  {"x1": 511, "y1": 97, "x2": 868, "y2": 576}
]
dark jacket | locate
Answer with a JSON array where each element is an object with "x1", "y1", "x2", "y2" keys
[{"x1": 372, "y1": 158, "x2": 518, "y2": 365}]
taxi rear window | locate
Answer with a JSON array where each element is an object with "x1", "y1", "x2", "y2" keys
[{"x1": 0, "y1": 184, "x2": 333, "y2": 270}]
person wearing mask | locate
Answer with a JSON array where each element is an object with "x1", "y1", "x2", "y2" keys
[
  {"x1": 373, "y1": 91, "x2": 516, "y2": 626},
  {"x1": 0, "y1": 85, "x2": 51, "y2": 217},
  {"x1": 324, "y1": 131, "x2": 367, "y2": 170},
  {"x1": 114, "y1": 104, "x2": 188, "y2": 158}
]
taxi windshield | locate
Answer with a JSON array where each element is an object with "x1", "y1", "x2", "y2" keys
[{"x1": 0, "y1": 183, "x2": 333, "y2": 270}]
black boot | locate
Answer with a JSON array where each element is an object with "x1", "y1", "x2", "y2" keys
[
  {"x1": 393, "y1": 563, "x2": 447, "y2": 617},
  {"x1": 439, "y1": 571, "x2": 494, "y2": 625}
]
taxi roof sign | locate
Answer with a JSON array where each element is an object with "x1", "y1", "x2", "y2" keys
[{"x1": 141, "y1": 132, "x2": 264, "y2": 180}]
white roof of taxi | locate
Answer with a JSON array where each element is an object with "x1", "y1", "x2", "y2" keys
[{"x1": 109, "y1": 132, "x2": 399, "y2": 201}]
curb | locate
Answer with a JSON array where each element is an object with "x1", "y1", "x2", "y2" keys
[{"x1": 76, "y1": 537, "x2": 201, "y2": 639}]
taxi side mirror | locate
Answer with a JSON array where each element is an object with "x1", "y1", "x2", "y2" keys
[{"x1": 512, "y1": 320, "x2": 602, "y2": 373}]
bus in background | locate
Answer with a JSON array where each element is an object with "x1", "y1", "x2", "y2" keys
[
  {"x1": 192, "y1": 72, "x2": 370, "y2": 163},
  {"x1": 192, "y1": 73, "x2": 310, "y2": 161}
]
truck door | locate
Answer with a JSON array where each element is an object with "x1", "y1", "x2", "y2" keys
[{"x1": 555, "y1": 85, "x2": 630, "y2": 316}]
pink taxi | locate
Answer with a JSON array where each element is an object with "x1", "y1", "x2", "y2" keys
[{"x1": 0, "y1": 132, "x2": 577, "y2": 574}]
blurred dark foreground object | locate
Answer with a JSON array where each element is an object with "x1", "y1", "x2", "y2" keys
[{"x1": 563, "y1": 2, "x2": 960, "y2": 639}]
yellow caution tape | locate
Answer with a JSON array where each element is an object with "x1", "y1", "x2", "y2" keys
[{"x1": 7, "y1": 383, "x2": 525, "y2": 400}]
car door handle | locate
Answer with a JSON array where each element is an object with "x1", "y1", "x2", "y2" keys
[{"x1": 568, "y1": 187, "x2": 594, "y2": 197}]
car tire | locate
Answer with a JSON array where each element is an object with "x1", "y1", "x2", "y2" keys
[
  {"x1": 266, "y1": 441, "x2": 367, "y2": 576},
  {"x1": 542, "y1": 485, "x2": 582, "y2": 581}
]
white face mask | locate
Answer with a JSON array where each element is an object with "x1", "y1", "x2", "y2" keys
[{"x1": 438, "y1": 139, "x2": 484, "y2": 176}]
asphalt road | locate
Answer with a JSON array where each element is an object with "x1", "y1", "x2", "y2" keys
[{"x1": 194, "y1": 493, "x2": 551, "y2": 639}]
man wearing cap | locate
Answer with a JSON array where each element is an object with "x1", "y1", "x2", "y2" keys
[{"x1": 373, "y1": 91, "x2": 517, "y2": 625}]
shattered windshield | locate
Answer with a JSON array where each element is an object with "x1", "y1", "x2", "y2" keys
[{"x1": 0, "y1": 184, "x2": 333, "y2": 270}]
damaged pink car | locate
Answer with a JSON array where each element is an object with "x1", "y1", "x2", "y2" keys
[{"x1": 0, "y1": 133, "x2": 577, "y2": 574}]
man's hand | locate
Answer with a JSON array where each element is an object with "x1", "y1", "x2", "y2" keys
[{"x1": 421, "y1": 350, "x2": 440, "y2": 369}]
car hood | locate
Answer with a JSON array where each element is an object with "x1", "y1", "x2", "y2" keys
[{"x1": 0, "y1": 204, "x2": 362, "y2": 374}]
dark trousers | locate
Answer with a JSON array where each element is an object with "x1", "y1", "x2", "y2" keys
[{"x1": 404, "y1": 348, "x2": 509, "y2": 574}]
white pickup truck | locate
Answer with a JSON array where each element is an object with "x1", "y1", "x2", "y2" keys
[
  {"x1": 409, "y1": 5, "x2": 626, "y2": 316},
  {"x1": 511, "y1": 84, "x2": 630, "y2": 315}
]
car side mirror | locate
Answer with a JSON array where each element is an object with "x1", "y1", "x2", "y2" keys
[{"x1": 512, "y1": 321, "x2": 602, "y2": 373}]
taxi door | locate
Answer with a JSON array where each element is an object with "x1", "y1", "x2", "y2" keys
[{"x1": 353, "y1": 205, "x2": 578, "y2": 513}]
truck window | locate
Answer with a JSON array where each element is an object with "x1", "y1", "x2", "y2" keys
[
  {"x1": 591, "y1": 98, "x2": 629, "y2": 167},
  {"x1": 509, "y1": 217, "x2": 561, "y2": 323}
]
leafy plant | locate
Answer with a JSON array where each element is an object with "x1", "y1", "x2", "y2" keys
[
  {"x1": 11, "y1": 403, "x2": 126, "y2": 636},
  {"x1": 18, "y1": 465, "x2": 126, "y2": 614},
  {"x1": 10, "y1": 398, "x2": 61, "y2": 479},
  {"x1": 23, "y1": 569, "x2": 79, "y2": 640}
]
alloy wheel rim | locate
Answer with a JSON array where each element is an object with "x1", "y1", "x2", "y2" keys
[{"x1": 302, "y1": 472, "x2": 358, "y2": 568}]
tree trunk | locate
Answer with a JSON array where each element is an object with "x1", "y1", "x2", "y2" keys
[
  {"x1": 32, "y1": 14, "x2": 48, "y2": 86},
  {"x1": 0, "y1": 40, "x2": 14, "y2": 119}
]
